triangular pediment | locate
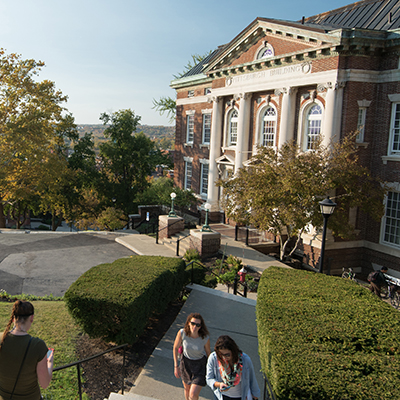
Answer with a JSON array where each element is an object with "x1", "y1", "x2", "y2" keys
[
  {"x1": 216, "y1": 154, "x2": 235, "y2": 165},
  {"x1": 203, "y1": 18, "x2": 337, "y2": 74}
]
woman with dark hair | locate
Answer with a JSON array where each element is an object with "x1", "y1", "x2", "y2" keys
[
  {"x1": 206, "y1": 335, "x2": 260, "y2": 400},
  {"x1": 0, "y1": 300, "x2": 54, "y2": 400},
  {"x1": 173, "y1": 312, "x2": 211, "y2": 400}
]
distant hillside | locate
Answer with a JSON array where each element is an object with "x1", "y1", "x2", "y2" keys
[{"x1": 77, "y1": 124, "x2": 175, "y2": 150}]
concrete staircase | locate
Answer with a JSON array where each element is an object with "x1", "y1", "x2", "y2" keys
[{"x1": 160, "y1": 229, "x2": 194, "y2": 257}]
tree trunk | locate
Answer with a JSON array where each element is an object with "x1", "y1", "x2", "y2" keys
[{"x1": 0, "y1": 201, "x2": 5, "y2": 228}]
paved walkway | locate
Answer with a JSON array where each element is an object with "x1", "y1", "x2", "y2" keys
[
  {"x1": 110, "y1": 224, "x2": 288, "y2": 399},
  {"x1": 109, "y1": 284, "x2": 260, "y2": 400},
  {"x1": 116, "y1": 224, "x2": 288, "y2": 275}
]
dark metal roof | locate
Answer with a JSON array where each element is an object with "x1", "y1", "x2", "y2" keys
[
  {"x1": 303, "y1": 0, "x2": 400, "y2": 31},
  {"x1": 181, "y1": 48, "x2": 224, "y2": 78}
]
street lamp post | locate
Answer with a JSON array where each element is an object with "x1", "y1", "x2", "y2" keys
[
  {"x1": 318, "y1": 196, "x2": 337, "y2": 274},
  {"x1": 168, "y1": 192, "x2": 177, "y2": 217},
  {"x1": 201, "y1": 203, "x2": 212, "y2": 232}
]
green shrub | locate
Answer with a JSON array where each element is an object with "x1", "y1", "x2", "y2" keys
[
  {"x1": 184, "y1": 248, "x2": 201, "y2": 262},
  {"x1": 65, "y1": 256, "x2": 186, "y2": 345},
  {"x1": 185, "y1": 261, "x2": 217, "y2": 288},
  {"x1": 256, "y1": 267, "x2": 400, "y2": 400}
]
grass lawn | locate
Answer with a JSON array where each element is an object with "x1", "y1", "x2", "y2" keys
[{"x1": 0, "y1": 300, "x2": 89, "y2": 400}]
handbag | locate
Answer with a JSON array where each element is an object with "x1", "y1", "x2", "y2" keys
[{"x1": 10, "y1": 336, "x2": 32, "y2": 400}]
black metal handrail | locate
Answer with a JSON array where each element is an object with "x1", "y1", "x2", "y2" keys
[
  {"x1": 175, "y1": 233, "x2": 192, "y2": 256},
  {"x1": 233, "y1": 276, "x2": 248, "y2": 298},
  {"x1": 52, "y1": 343, "x2": 128, "y2": 400},
  {"x1": 186, "y1": 260, "x2": 220, "y2": 284},
  {"x1": 155, "y1": 218, "x2": 184, "y2": 244},
  {"x1": 263, "y1": 373, "x2": 276, "y2": 400}
]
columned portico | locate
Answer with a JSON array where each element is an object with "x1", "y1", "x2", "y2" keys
[
  {"x1": 207, "y1": 96, "x2": 223, "y2": 211},
  {"x1": 234, "y1": 93, "x2": 251, "y2": 173}
]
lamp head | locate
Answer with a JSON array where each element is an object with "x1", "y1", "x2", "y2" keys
[
  {"x1": 170, "y1": 192, "x2": 176, "y2": 199},
  {"x1": 319, "y1": 197, "x2": 337, "y2": 216}
]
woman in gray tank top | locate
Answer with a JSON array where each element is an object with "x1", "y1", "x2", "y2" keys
[{"x1": 173, "y1": 312, "x2": 211, "y2": 400}]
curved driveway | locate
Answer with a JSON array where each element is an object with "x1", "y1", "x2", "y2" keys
[{"x1": 0, "y1": 231, "x2": 136, "y2": 297}]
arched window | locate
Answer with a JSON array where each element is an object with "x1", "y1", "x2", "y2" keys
[
  {"x1": 306, "y1": 104, "x2": 322, "y2": 150},
  {"x1": 228, "y1": 109, "x2": 238, "y2": 146},
  {"x1": 260, "y1": 106, "x2": 277, "y2": 147}
]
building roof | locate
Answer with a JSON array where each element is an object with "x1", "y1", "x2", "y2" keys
[
  {"x1": 303, "y1": 0, "x2": 400, "y2": 31},
  {"x1": 181, "y1": 48, "x2": 224, "y2": 78},
  {"x1": 176, "y1": 0, "x2": 400, "y2": 84}
]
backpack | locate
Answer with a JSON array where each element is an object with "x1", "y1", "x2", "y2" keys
[{"x1": 368, "y1": 271, "x2": 379, "y2": 283}]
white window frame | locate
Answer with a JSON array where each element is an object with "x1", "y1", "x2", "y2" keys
[
  {"x1": 226, "y1": 108, "x2": 239, "y2": 147},
  {"x1": 184, "y1": 157, "x2": 193, "y2": 190},
  {"x1": 200, "y1": 159, "x2": 209, "y2": 198},
  {"x1": 202, "y1": 112, "x2": 211, "y2": 144},
  {"x1": 186, "y1": 111, "x2": 195, "y2": 144},
  {"x1": 258, "y1": 105, "x2": 277, "y2": 148},
  {"x1": 356, "y1": 107, "x2": 367, "y2": 143},
  {"x1": 388, "y1": 102, "x2": 400, "y2": 155},
  {"x1": 298, "y1": 100, "x2": 324, "y2": 151},
  {"x1": 381, "y1": 190, "x2": 400, "y2": 248}
]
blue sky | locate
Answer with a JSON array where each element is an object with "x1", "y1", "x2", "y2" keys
[{"x1": 0, "y1": 0, "x2": 352, "y2": 126}]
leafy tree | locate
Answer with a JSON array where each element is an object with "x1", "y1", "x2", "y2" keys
[
  {"x1": 136, "y1": 176, "x2": 198, "y2": 211},
  {"x1": 99, "y1": 109, "x2": 173, "y2": 221},
  {"x1": 0, "y1": 50, "x2": 77, "y2": 228},
  {"x1": 219, "y1": 136, "x2": 387, "y2": 260},
  {"x1": 152, "y1": 52, "x2": 212, "y2": 124}
]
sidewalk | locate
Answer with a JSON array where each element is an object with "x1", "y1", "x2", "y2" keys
[
  {"x1": 110, "y1": 225, "x2": 289, "y2": 399},
  {"x1": 109, "y1": 284, "x2": 260, "y2": 400},
  {"x1": 115, "y1": 224, "x2": 289, "y2": 274}
]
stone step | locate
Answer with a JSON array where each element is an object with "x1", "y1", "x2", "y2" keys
[{"x1": 107, "y1": 393, "x2": 156, "y2": 399}]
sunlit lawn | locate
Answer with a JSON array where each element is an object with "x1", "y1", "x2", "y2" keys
[{"x1": 0, "y1": 301, "x2": 89, "y2": 400}]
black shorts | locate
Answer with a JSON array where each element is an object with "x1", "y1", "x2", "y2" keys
[{"x1": 179, "y1": 355, "x2": 207, "y2": 386}]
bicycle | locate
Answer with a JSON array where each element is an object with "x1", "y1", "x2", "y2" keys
[{"x1": 341, "y1": 267, "x2": 356, "y2": 281}]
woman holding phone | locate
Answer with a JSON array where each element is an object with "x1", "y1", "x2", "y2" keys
[
  {"x1": 173, "y1": 312, "x2": 211, "y2": 400},
  {"x1": 206, "y1": 335, "x2": 260, "y2": 400},
  {"x1": 0, "y1": 300, "x2": 54, "y2": 400}
]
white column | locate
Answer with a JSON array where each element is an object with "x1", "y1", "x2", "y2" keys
[
  {"x1": 322, "y1": 83, "x2": 337, "y2": 148},
  {"x1": 277, "y1": 87, "x2": 297, "y2": 148},
  {"x1": 333, "y1": 82, "x2": 345, "y2": 143},
  {"x1": 207, "y1": 96, "x2": 223, "y2": 211},
  {"x1": 235, "y1": 93, "x2": 251, "y2": 173}
]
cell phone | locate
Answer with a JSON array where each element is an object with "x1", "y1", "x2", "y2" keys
[{"x1": 47, "y1": 348, "x2": 54, "y2": 358}]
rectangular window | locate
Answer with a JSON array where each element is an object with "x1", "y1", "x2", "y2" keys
[
  {"x1": 188, "y1": 90, "x2": 194, "y2": 97},
  {"x1": 186, "y1": 114, "x2": 194, "y2": 143},
  {"x1": 390, "y1": 103, "x2": 400, "y2": 154},
  {"x1": 185, "y1": 161, "x2": 192, "y2": 190},
  {"x1": 262, "y1": 120, "x2": 275, "y2": 147},
  {"x1": 202, "y1": 114, "x2": 211, "y2": 144},
  {"x1": 200, "y1": 163, "x2": 209, "y2": 196},
  {"x1": 307, "y1": 119, "x2": 321, "y2": 150},
  {"x1": 356, "y1": 108, "x2": 366, "y2": 143},
  {"x1": 383, "y1": 191, "x2": 400, "y2": 246}
]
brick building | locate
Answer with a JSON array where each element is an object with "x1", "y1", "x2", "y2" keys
[{"x1": 170, "y1": 0, "x2": 400, "y2": 276}]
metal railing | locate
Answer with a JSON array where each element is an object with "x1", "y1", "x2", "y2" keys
[
  {"x1": 233, "y1": 276, "x2": 248, "y2": 298},
  {"x1": 52, "y1": 343, "x2": 128, "y2": 400},
  {"x1": 186, "y1": 260, "x2": 220, "y2": 284},
  {"x1": 263, "y1": 373, "x2": 276, "y2": 400},
  {"x1": 235, "y1": 226, "x2": 272, "y2": 246},
  {"x1": 187, "y1": 260, "x2": 249, "y2": 298}
]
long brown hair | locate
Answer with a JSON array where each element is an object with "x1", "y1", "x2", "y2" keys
[
  {"x1": 183, "y1": 312, "x2": 209, "y2": 339},
  {"x1": 0, "y1": 300, "x2": 34, "y2": 351},
  {"x1": 214, "y1": 335, "x2": 241, "y2": 364}
]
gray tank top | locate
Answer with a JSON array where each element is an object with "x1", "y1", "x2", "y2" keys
[{"x1": 181, "y1": 329, "x2": 208, "y2": 360}]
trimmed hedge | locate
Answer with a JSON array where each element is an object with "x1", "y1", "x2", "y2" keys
[
  {"x1": 256, "y1": 267, "x2": 400, "y2": 400},
  {"x1": 65, "y1": 255, "x2": 186, "y2": 344}
]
